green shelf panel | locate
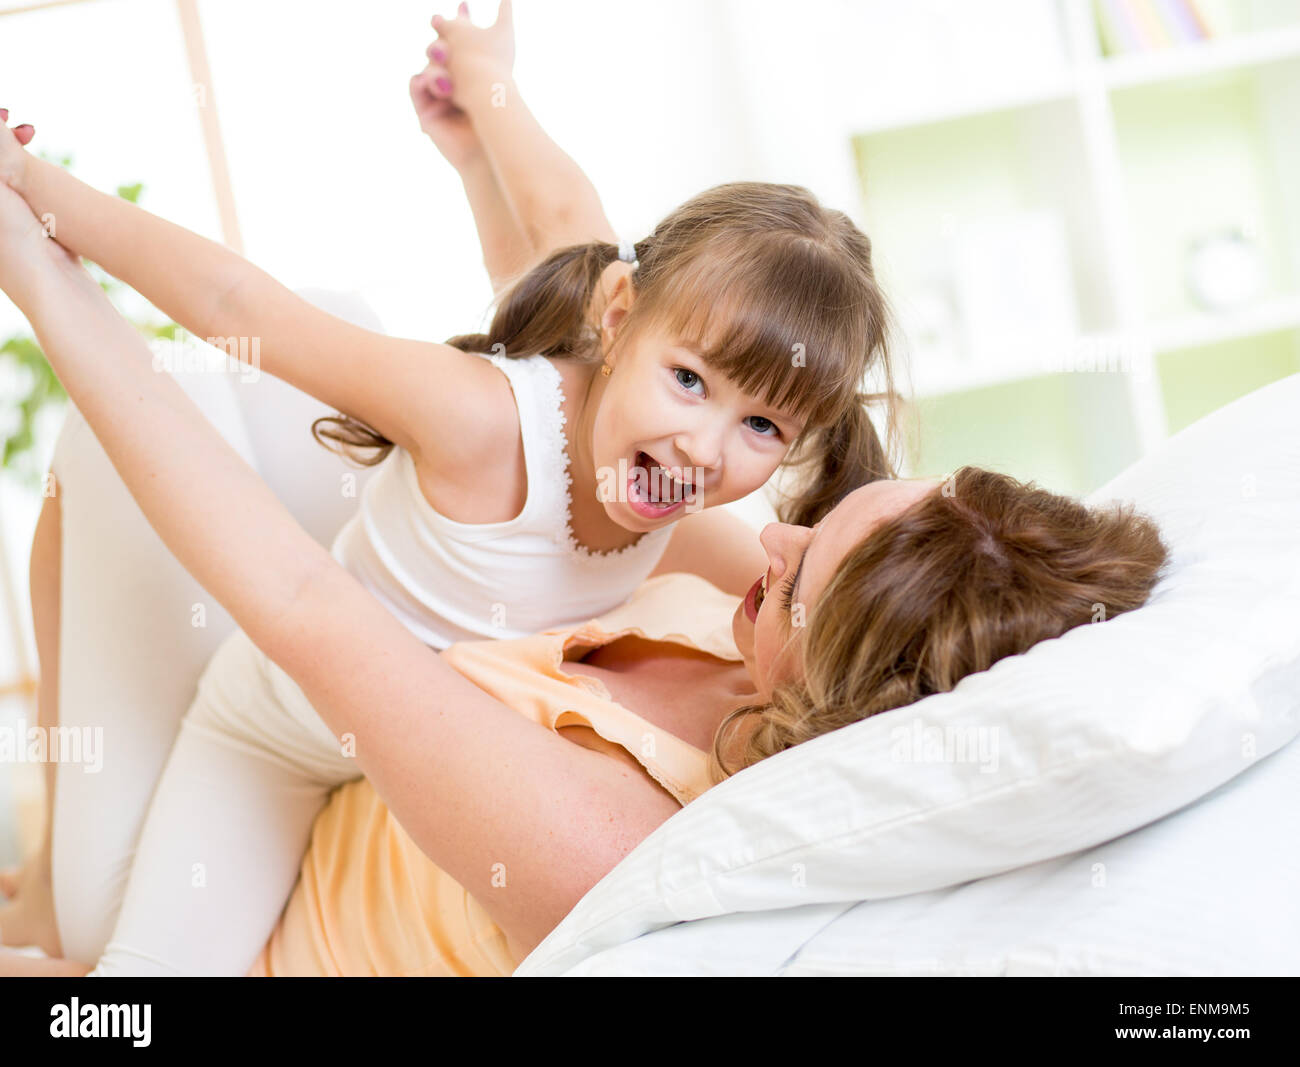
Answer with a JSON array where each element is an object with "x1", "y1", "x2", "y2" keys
[
  {"x1": 1111, "y1": 65, "x2": 1298, "y2": 320},
  {"x1": 906, "y1": 372, "x2": 1143, "y2": 497}
]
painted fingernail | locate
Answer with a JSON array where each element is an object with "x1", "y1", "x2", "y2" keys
[
  {"x1": 436, "y1": 76, "x2": 451, "y2": 93},
  {"x1": 432, "y1": 47, "x2": 445, "y2": 62}
]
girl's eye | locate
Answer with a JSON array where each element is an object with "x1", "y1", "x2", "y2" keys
[
  {"x1": 674, "y1": 367, "x2": 704, "y2": 395},
  {"x1": 746, "y1": 415, "x2": 780, "y2": 438}
]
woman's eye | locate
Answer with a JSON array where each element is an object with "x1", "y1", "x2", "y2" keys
[
  {"x1": 674, "y1": 368, "x2": 704, "y2": 394},
  {"x1": 746, "y1": 415, "x2": 779, "y2": 437}
]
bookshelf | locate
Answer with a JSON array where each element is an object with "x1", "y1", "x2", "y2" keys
[{"x1": 840, "y1": 0, "x2": 1300, "y2": 493}]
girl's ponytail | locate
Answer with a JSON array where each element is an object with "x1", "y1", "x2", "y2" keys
[
  {"x1": 779, "y1": 393, "x2": 896, "y2": 528},
  {"x1": 313, "y1": 240, "x2": 622, "y2": 466},
  {"x1": 443, "y1": 240, "x2": 620, "y2": 360}
]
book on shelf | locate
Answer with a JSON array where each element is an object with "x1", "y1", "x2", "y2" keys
[{"x1": 1095, "y1": 0, "x2": 1216, "y2": 55}]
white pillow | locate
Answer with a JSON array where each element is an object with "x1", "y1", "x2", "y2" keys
[
  {"x1": 516, "y1": 373, "x2": 1300, "y2": 976},
  {"x1": 547, "y1": 732, "x2": 1300, "y2": 976},
  {"x1": 772, "y1": 732, "x2": 1300, "y2": 977}
]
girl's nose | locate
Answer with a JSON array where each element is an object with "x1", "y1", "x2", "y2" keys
[{"x1": 673, "y1": 425, "x2": 724, "y2": 470}]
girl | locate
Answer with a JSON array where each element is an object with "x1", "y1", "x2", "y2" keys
[
  {"x1": 1, "y1": 4, "x2": 895, "y2": 648},
  {"x1": 0, "y1": 7, "x2": 895, "y2": 968}
]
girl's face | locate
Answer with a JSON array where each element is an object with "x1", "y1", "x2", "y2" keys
[{"x1": 589, "y1": 281, "x2": 806, "y2": 532}]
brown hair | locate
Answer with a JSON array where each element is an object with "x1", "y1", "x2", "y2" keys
[
  {"x1": 313, "y1": 182, "x2": 899, "y2": 526},
  {"x1": 710, "y1": 466, "x2": 1170, "y2": 782}
]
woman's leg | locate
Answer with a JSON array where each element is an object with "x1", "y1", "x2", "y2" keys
[{"x1": 0, "y1": 491, "x2": 61, "y2": 955}]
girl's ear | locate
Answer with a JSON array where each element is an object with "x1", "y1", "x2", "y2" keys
[{"x1": 599, "y1": 268, "x2": 636, "y2": 357}]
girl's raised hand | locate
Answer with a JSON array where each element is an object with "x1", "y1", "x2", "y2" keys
[
  {"x1": 429, "y1": 0, "x2": 516, "y2": 104},
  {"x1": 409, "y1": 59, "x2": 482, "y2": 171},
  {"x1": 0, "y1": 108, "x2": 36, "y2": 191}
]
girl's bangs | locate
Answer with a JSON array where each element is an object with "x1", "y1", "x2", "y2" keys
[{"x1": 644, "y1": 241, "x2": 863, "y2": 428}]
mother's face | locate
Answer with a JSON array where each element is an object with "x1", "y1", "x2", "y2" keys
[{"x1": 732, "y1": 478, "x2": 940, "y2": 698}]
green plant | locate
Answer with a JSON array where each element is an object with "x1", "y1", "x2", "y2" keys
[{"x1": 0, "y1": 153, "x2": 177, "y2": 490}]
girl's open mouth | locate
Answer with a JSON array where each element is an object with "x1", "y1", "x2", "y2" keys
[{"x1": 626, "y1": 451, "x2": 691, "y2": 519}]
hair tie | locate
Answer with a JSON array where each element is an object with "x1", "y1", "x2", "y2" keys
[{"x1": 616, "y1": 237, "x2": 639, "y2": 265}]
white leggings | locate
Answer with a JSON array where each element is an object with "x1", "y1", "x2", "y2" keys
[
  {"x1": 49, "y1": 301, "x2": 382, "y2": 975},
  {"x1": 87, "y1": 622, "x2": 359, "y2": 977}
]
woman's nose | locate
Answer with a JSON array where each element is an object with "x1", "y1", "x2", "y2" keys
[{"x1": 759, "y1": 522, "x2": 809, "y2": 577}]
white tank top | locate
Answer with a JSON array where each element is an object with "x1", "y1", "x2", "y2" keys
[{"x1": 330, "y1": 351, "x2": 674, "y2": 649}]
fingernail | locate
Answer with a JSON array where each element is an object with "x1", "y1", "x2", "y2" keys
[
  {"x1": 432, "y1": 47, "x2": 445, "y2": 62},
  {"x1": 436, "y1": 76, "x2": 451, "y2": 93}
]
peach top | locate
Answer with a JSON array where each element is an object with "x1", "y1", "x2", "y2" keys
[{"x1": 248, "y1": 574, "x2": 738, "y2": 976}]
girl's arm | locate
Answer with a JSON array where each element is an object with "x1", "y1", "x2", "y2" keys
[
  {"x1": 409, "y1": 59, "x2": 535, "y2": 292},
  {"x1": 7, "y1": 147, "x2": 509, "y2": 469},
  {"x1": 2, "y1": 196, "x2": 677, "y2": 960},
  {"x1": 467, "y1": 81, "x2": 618, "y2": 253},
  {"x1": 434, "y1": 3, "x2": 619, "y2": 255},
  {"x1": 650, "y1": 508, "x2": 772, "y2": 598},
  {"x1": 456, "y1": 142, "x2": 536, "y2": 291}
]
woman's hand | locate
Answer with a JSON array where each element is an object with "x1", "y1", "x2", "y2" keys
[
  {"x1": 0, "y1": 180, "x2": 91, "y2": 315},
  {"x1": 429, "y1": 0, "x2": 516, "y2": 113},
  {"x1": 0, "y1": 179, "x2": 50, "y2": 273},
  {"x1": 0, "y1": 111, "x2": 51, "y2": 295},
  {"x1": 0, "y1": 108, "x2": 36, "y2": 192}
]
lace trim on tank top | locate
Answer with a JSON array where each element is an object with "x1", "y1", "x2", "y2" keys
[{"x1": 487, "y1": 352, "x2": 671, "y2": 566}]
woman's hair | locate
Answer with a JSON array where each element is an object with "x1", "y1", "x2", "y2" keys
[
  {"x1": 709, "y1": 466, "x2": 1170, "y2": 782},
  {"x1": 313, "y1": 182, "x2": 899, "y2": 525}
]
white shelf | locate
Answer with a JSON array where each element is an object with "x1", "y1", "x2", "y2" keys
[
  {"x1": 849, "y1": 26, "x2": 1300, "y2": 140},
  {"x1": 848, "y1": 77, "x2": 1078, "y2": 138},
  {"x1": 1101, "y1": 23, "x2": 1300, "y2": 88},
  {"x1": 1147, "y1": 294, "x2": 1300, "y2": 351},
  {"x1": 912, "y1": 296, "x2": 1300, "y2": 399},
  {"x1": 907, "y1": 325, "x2": 1153, "y2": 398},
  {"x1": 906, "y1": 350, "x2": 1054, "y2": 399}
]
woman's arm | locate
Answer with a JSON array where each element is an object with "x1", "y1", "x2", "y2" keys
[
  {"x1": 9, "y1": 229, "x2": 329, "y2": 644},
  {"x1": 2, "y1": 201, "x2": 675, "y2": 958}
]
